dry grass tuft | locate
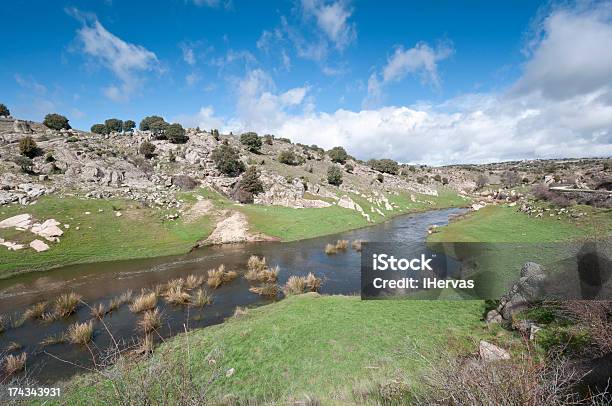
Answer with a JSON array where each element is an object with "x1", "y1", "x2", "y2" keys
[
  {"x1": 109, "y1": 290, "x2": 133, "y2": 313},
  {"x1": 164, "y1": 287, "x2": 191, "y2": 305},
  {"x1": 0, "y1": 315, "x2": 5, "y2": 333},
  {"x1": 138, "y1": 308, "x2": 162, "y2": 333},
  {"x1": 5, "y1": 341, "x2": 22, "y2": 352},
  {"x1": 166, "y1": 278, "x2": 185, "y2": 292},
  {"x1": 91, "y1": 303, "x2": 106, "y2": 319},
  {"x1": 305, "y1": 272, "x2": 322, "y2": 292},
  {"x1": 129, "y1": 292, "x2": 157, "y2": 313},
  {"x1": 53, "y1": 292, "x2": 82, "y2": 318},
  {"x1": 247, "y1": 255, "x2": 267, "y2": 272},
  {"x1": 335, "y1": 239, "x2": 349, "y2": 250},
  {"x1": 283, "y1": 275, "x2": 308, "y2": 296},
  {"x1": 207, "y1": 266, "x2": 225, "y2": 289},
  {"x1": 67, "y1": 320, "x2": 94, "y2": 345},
  {"x1": 222, "y1": 270, "x2": 238, "y2": 282},
  {"x1": 133, "y1": 334, "x2": 154, "y2": 357},
  {"x1": 23, "y1": 301, "x2": 48, "y2": 320},
  {"x1": 184, "y1": 274, "x2": 204, "y2": 290},
  {"x1": 351, "y1": 240, "x2": 364, "y2": 252},
  {"x1": 4, "y1": 353, "x2": 26, "y2": 376},
  {"x1": 40, "y1": 334, "x2": 66, "y2": 347},
  {"x1": 191, "y1": 289, "x2": 213, "y2": 307},
  {"x1": 249, "y1": 283, "x2": 278, "y2": 297},
  {"x1": 325, "y1": 243, "x2": 338, "y2": 255},
  {"x1": 233, "y1": 306, "x2": 249, "y2": 318}
]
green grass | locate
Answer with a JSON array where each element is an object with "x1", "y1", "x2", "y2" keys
[
  {"x1": 59, "y1": 294, "x2": 487, "y2": 404},
  {"x1": 0, "y1": 196, "x2": 215, "y2": 278}
]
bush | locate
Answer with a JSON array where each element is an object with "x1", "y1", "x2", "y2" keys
[
  {"x1": 278, "y1": 149, "x2": 298, "y2": 165},
  {"x1": 240, "y1": 132, "x2": 262, "y2": 153},
  {"x1": 442, "y1": 177, "x2": 449, "y2": 185},
  {"x1": 376, "y1": 173, "x2": 384, "y2": 183},
  {"x1": 327, "y1": 165, "x2": 343, "y2": 186},
  {"x1": 211, "y1": 144, "x2": 245, "y2": 176},
  {"x1": 0, "y1": 103, "x2": 10, "y2": 117},
  {"x1": 328, "y1": 146, "x2": 348, "y2": 164},
  {"x1": 531, "y1": 184, "x2": 570, "y2": 207},
  {"x1": 123, "y1": 120, "x2": 136, "y2": 132},
  {"x1": 43, "y1": 113, "x2": 70, "y2": 130},
  {"x1": 13, "y1": 156, "x2": 33, "y2": 173},
  {"x1": 235, "y1": 166, "x2": 264, "y2": 203},
  {"x1": 139, "y1": 115, "x2": 165, "y2": 131},
  {"x1": 104, "y1": 118, "x2": 123, "y2": 133},
  {"x1": 345, "y1": 163, "x2": 354, "y2": 173},
  {"x1": 263, "y1": 134, "x2": 274, "y2": 145},
  {"x1": 166, "y1": 123, "x2": 188, "y2": 144},
  {"x1": 476, "y1": 174, "x2": 489, "y2": 188},
  {"x1": 369, "y1": 159, "x2": 399, "y2": 175},
  {"x1": 19, "y1": 136, "x2": 41, "y2": 158},
  {"x1": 139, "y1": 141, "x2": 156, "y2": 159},
  {"x1": 90, "y1": 124, "x2": 107, "y2": 134},
  {"x1": 433, "y1": 174, "x2": 442, "y2": 182},
  {"x1": 211, "y1": 129, "x2": 220, "y2": 140}
]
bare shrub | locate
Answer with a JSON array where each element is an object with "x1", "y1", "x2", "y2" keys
[
  {"x1": 532, "y1": 184, "x2": 570, "y2": 207},
  {"x1": 559, "y1": 301, "x2": 612, "y2": 357},
  {"x1": 130, "y1": 292, "x2": 157, "y2": 313},
  {"x1": 3, "y1": 353, "x2": 26, "y2": 376},
  {"x1": 53, "y1": 292, "x2": 82, "y2": 318},
  {"x1": 67, "y1": 320, "x2": 94, "y2": 345}
]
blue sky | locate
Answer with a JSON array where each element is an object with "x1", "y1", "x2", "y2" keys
[{"x1": 2, "y1": 1, "x2": 612, "y2": 164}]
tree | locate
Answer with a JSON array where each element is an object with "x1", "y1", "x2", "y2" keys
[
  {"x1": 90, "y1": 124, "x2": 107, "y2": 134},
  {"x1": 166, "y1": 123, "x2": 189, "y2": 144},
  {"x1": 19, "y1": 136, "x2": 40, "y2": 158},
  {"x1": 150, "y1": 120, "x2": 169, "y2": 139},
  {"x1": 139, "y1": 141, "x2": 156, "y2": 159},
  {"x1": 14, "y1": 156, "x2": 33, "y2": 173},
  {"x1": 327, "y1": 165, "x2": 343, "y2": 186},
  {"x1": 139, "y1": 115, "x2": 166, "y2": 131},
  {"x1": 278, "y1": 149, "x2": 298, "y2": 165},
  {"x1": 43, "y1": 113, "x2": 70, "y2": 130},
  {"x1": 376, "y1": 173, "x2": 384, "y2": 183},
  {"x1": 123, "y1": 120, "x2": 136, "y2": 132},
  {"x1": 234, "y1": 166, "x2": 264, "y2": 203},
  {"x1": 240, "y1": 132, "x2": 262, "y2": 153},
  {"x1": 104, "y1": 118, "x2": 123, "y2": 133},
  {"x1": 369, "y1": 159, "x2": 399, "y2": 175},
  {"x1": 328, "y1": 146, "x2": 348, "y2": 164},
  {"x1": 345, "y1": 163, "x2": 354, "y2": 173},
  {"x1": 263, "y1": 134, "x2": 274, "y2": 145},
  {"x1": 0, "y1": 103, "x2": 10, "y2": 117},
  {"x1": 211, "y1": 144, "x2": 245, "y2": 177}
]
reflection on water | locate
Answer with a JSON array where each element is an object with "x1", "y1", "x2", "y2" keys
[{"x1": 0, "y1": 208, "x2": 465, "y2": 383}]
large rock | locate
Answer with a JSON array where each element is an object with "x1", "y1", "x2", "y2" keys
[
  {"x1": 30, "y1": 219, "x2": 64, "y2": 241},
  {"x1": 479, "y1": 340, "x2": 510, "y2": 361},
  {"x1": 0, "y1": 214, "x2": 33, "y2": 229},
  {"x1": 30, "y1": 239, "x2": 50, "y2": 252}
]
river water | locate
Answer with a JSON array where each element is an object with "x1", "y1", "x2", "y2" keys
[{"x1": 0, "y1": 208, "x2": 465, "y2": 383}]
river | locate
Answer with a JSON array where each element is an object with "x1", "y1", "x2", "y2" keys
[{"x1": 0, "y1": 208, "x2": 465, "y2": 384}]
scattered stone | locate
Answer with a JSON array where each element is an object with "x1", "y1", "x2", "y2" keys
[
  {"x1": 479, "y1": 340, "x2": 510, "y2": 361},
  {"x1": 115, "y1": 211, "x2": 122, "y2": 217},
  {"x1": 0, "y1": 214, "x2": 33, "y2": 229},
  {"x1": 30, "y1": 239, "x2": 50, "y2": 252}
]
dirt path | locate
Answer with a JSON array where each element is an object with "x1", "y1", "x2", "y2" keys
[
  {"x1": 183, "y1": 199, "x2": 215, "y2": 223},
  {"x1": 201, "y1": 210, "x2": 278, "y2": 245}
]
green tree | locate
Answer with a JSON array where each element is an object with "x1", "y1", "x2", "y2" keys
[
  {"x1": 0, "y1": 103, "x2": 10, "y2": 117},
  {"x1": 139, "y1": 115, "x2": 166, "y2": 131},
  {"x1": 233, "y1": 166, "x2": 265, "y2": 203},
  {"x1": 211, "y1": 144, "x2": 245, "y2": 177},
  {"x1": 90, "y1": 124, "x2": 107, "y2": 134},
  {"x1": 123, "y1": 120, "x2": 136, "y2": 132},
  {"x1": 104, "y1": 118, "x2": 123, "y2": 133},
  {"x1": 139, "y1": 141, "x2": 156, "y2": 159},
  {"x1": 368, "y1": 159, "x2": 399, "y2": 175},
  {"x1": 13, "y1": 156, "x2": 33, "y2": 173},
  {"x1": 166, "y1": 123, "x2": 189, "y2": 144},
  {"x1": 278, "y1": 149, "x2": 298, "y2": 165},
  {"x1": 240, "y1": 132, "x2": 262, "y2": 153},
  {"x1": 327, "y1": 165, "x2": 343, "y2": 186},
  {"x1": 376, "y1": 173, "x2": 384, "y2": 183},
  {"x1": 19, "y1": 136, "x2": 40, "y2": 158},
  {"x1": 328, "y1": 146, "x2": 348, "y2": 164},
  {"x1": 43, "y1": 113, "x2": 70, "y2": 130}
]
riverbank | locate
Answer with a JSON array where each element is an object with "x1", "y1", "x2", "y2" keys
[
  {"x1": 53, "y1": 294, "x2": 489, "y2": 405},
  {"x1": 0, "y1": 188, "x2": 468, "y2": 279}
]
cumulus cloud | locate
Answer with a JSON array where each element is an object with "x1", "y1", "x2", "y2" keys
[
  {"x1": 513, "y1": 3, "x2": 612, "y2": 100},
  {"x1": 301, "y1": 0, "x2": 356, "y2": 50},
  {"x1": 173, "y1": 106, "x2": 225, "y2": 130},
  {"x1": 68, "y1": 8, "x2": 160, "y2": 102}
]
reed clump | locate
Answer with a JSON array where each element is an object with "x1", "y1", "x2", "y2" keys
[
  {"x1": 351, "y1": 240, "x2": 364, "y2": 252},
  {"x1": 164, "y1": 287, "x2": 191, "y2": 305},
  {"x1": 249, "y1": 283, "x2": 278, "y2": 297},
  {"x1": 53, "y1": 292, "x2": 82, "y2": 318},
  {"x1": 207, "y1": 265, "x2": 237, "y2": 288},
  {"x1": 247, "y1": 255, "x2": 267, "y2": 272},
  {"x1": 4, "y1": 353, "x2": 26, "y2": 376},
  {"x1": 109, "y1": 290, "x2": 133, "y2": 313},
  {"x1": 138, "y1": 308, "x2": 162, "y2": 333},
  {"x1": 191, "y1": 289, "x2": 213, "y2": 307},
  {"x1": 283, "y1": 273, "x2": 323, "y2": 296},
  {"x1": 23, "y1": 301, "x2": 48, "y2": 321},
  {"x1": 129, "y1": 292, "x2": 157, "y2": 313},
  {"x1": 91, "y1": 303, "x2": 106, "y2": 319},
  {"x1": 184, "y1": 274, "x2": 204, "y2": 290},
  {"x1": 335, "y1": 239, "x2": 349, "y2": 250},
  {"x1": 40, "y1": 334, "x2": 66, "y2": 347},
  {"x1": 325, "y1": 243, "x2": 338, "y2": 255},
  {"x1": 67, "y1": 320, "x2": 94, "y2": 345}
]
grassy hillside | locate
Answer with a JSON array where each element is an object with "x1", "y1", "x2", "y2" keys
[{"x1": 58, "y1": 294, "x2": 488, "y2": 405}]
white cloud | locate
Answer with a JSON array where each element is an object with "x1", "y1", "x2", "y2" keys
[
  {"x1": 69, "y1": 8, "x2": 160, "y2": 102},
  {"x1": 181, "y1": 44, "x2": 196, "y2": 65},
  {"x1": 174, "y1": 106, "x2": 225, "y2": 130},
  {"x1": 186, "y1": 72, "x2": 200, "y2": 86},
  {"x1": 14, "y1": 74, "x2": 47, "y2": 94},
  {"x1": 301, "y1": 0, "x2": 356, "y2": 50},
  {"x1": 382, "y1": 42, "x2": 453, "y2": 86},
  {"x1": 513, "y1": 3, "x2": 612, "y2": 100}
]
